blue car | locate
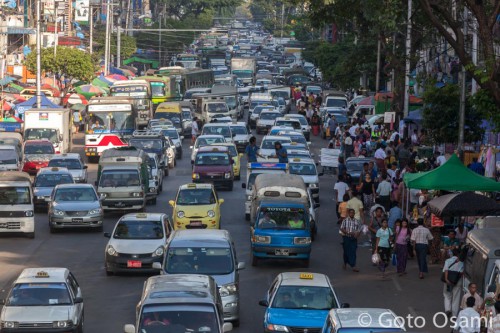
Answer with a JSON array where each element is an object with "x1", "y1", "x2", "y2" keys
[
  {"x1": 251, "y1": 201, "x2": 312, "y2": 267},
  {"x1": 259, "y1": 272, "x2": 346, "y2": 333}
]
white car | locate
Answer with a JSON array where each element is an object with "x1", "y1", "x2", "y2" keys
[
  {"x1": 230, "y1": 122, "x2": 251, "y2": 153},
  {"x1": 249, "y1": 105, "x2": 275, "y2": 129},
  {"x1": 256, "y1": 110, "x2": 281, "y2": 135},
  {"x1": 288, "y1": 157, "x2": 322, "y2": 202},
  {"x1": 200, "y1": 123, "x2": 234, "y2": 142},
  {"x1": 147, "y1": 153, "x2": 163, "y2": 204},
  {"x1": 47, "y1": 153, "x2": 88, "y2": 183},
  {"x1": 190, "y1": 134, "x2": 226, "y2": 163},
  {"x1": 257, "y1": 135, "x2": 292, "y2": 162},
  {"x1": 104, "y1": 213, "x2": 173, "y2": 275},
  {"x1": 152, "y1": 126, "x2": 183, "y2": 159},
  {"x1": 285, "y1": 114, "x2": 312, "y2": 141},
  {"x1": 0, "y1": 268, "x2": 84, "y2": 332}
]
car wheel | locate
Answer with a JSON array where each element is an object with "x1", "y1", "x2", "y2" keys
[
  {"x1": 245, "y1": 213, "x2": 250, "y2": 221},
  {"x1": 232, "y1": 320, "x2": 240, "y2": 328},
  {"x1": 251, "y1": 253, "x2": 259, "y2": 267},
  {"x1": 26, "y1": 232, "x2": 35, "y2": 239},
  {"x1": 105, "y1": 265, "x2": 114, "y2": 276},
  {"x1": 77, "y1": 314, "x2": 84, "y2": 333}
]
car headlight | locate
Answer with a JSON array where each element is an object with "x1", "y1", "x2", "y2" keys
[
  {"x1": 37, "y1": 195, "x2": 45, "y2": 199},
  {"x1": 309, "y1": 183, "x2": 318, "y2": 188},
  {"x1": 106, "y1": 245, "x2": 118, "y2": 256},
  {"x1": 224, "y1": 172, "x2": 231, "y2": 179},
  {"x1": 177, "y1": 211, "x2": 185, "y2": 218},
  {"x1": 131, "y1": 192, "x2": 143, "y2": 197},
  {"x1": 2, "y1": 321, "x2": 18, "y2": 328},
  {"x1": 53, "y1": 320, "x2": 73, "y2": 328},
  {"x1": 25, "y1": 210, "x2": 34, "y2": 217},
  {"x1": 89, "y1": 208, "x2": 102, "y2": 215},
  {"x1": 192, "y1": 173, "x2": 200, "y2": 180},
  {"x1": 253, "y1": 235, "x2": 271, "y2": 244},
  {"x1": 266, "y1": 324, "x2": 288, "y2": 332},
  {"x1": 246, "y1": 195, "x2": 252, "y2": 201},
  {"x1": 53, "y1": 209, "x2": 65, "y2": 216},
  {"x1": 207, "y1": 210, "x2": 215, "y2": 218},
  {"x1": 152, "y1": 246, "x2": 164, "y2": 257},
  {"x1": 294, "y1": 237, "x2": 311, "y2": 244},
  {"x1": 219, "y1": 283, "x2": 238, "y2": 296}
]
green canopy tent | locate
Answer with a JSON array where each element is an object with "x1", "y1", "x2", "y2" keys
[
  {"x1": 403, "y1": 154, "x2": 500, "y2": 191},
  {"x1": 123, "y1": 56, "x2": 160, "y2": 70}
]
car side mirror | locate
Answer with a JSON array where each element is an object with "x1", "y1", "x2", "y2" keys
[
  {"x1": 189, "y1": 146, "x2": 193, "y2": 149},
  {"x1": 341, "y1": 303, "x2": 350, "y2": 308},
  {"x1": 237, "y1": 262, "x2": 246, "y2": 270},
  {"x1": 152, "y1": 262, "x2": 162, "y2": 270},
  {"x1": 104, "y1": 232, "x2": 111, "y2": 238},
  {"x1": 169, "y1": 200, "x2": 175, "y2": 207},
  {"x1": 180, "y1": 136, "x2": 185, "y2": 140},
  {"x1": 124, "y1": 324, "x2": 135, "y2": 333},
  {"x1": 83, "y1": 165, "x2": 88, "y2": 169},
  {"x1": 74, "y1": 296, "x2": 83, "y2": 303},
  {"x1": 241, "y1": 183, "x2": 246, "y2": 189},
  {"x1": 219, "y1": 198, "x2": 224, "y2": 204},
  {"x1": 258, "y1": 299, "x2": 269, "y2": 307}
]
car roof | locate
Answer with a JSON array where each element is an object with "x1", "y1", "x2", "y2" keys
[
  {"x1": 198, "y1": 145, "x2": 229, "y2": 153},
  {"x1": 212, "y1": 142, "x2": 237, "y2": 148},
  {"x1": 171, "y1": 229, "x2": 231, "y2": 243},
  {"x1": 261, "y1": 110, "x2": 281, "y2": 114},
  {"x1": 55, "y1": 183, "x2": 94, "y2": 190},
  {"x1": 143, "y1": 274, "x2": 216, "y2": 305},
  {"x1": 50, "y1": 153, "x2": 82, "y2": 160},
  {"x1": 346, "y1": 157, "x2": 373, "y2": 163},
  {"x1": 230, "y1": 122, "x2": 247, "y2": 127},
  {"x1": 289, "y1": 158, "x2": 315, "y2": 165},
  {"x1": 329, "y1": 308, "x2": 401, "y2": 329},
  {"x1": 119, "y1": 212, "x2": 167, "y2": 221},
  {"x1": 276, "y1": 117, "x2": 301, "y2": 122},
  {"x1": 38, "y1": 167, "x2": 71, "y2": 174},
  {"x1": 16, "y1": 267, "x2": 69, "y2": 284},
  {"x1": 278, "y1": 272, "x2": 331, "y2": 287},
  {"x1": 179, "y1": 183, "x2": 214, "y2": 190},
  {"x1": 262, "y1": 135, "x2": 292, "y2": 141},
  {"x1": 203, "y1": 123, "x2": 231, "y2": 127},
  {"x1": 197, "y1": 135, "x2": 225, "y2": 139}
]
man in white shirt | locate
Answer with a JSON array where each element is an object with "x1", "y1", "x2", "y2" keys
[
  {"x1": 436, "y1": 151, "x2": 447, "y2": 166},
  {"x1": 191, "y1": 117, "x2": 199, "y2": 144},
  {"x1": 454, "y1": 297, "x2": 480, "y2": 333},
  {"x1": 411, "y1": 129, "x2": 419, "y2": 146},
  {"x1": 443, "y1": 250, "x2": 464, "y2": 317},
  {"x1": 374, "y1": 146, "x2": 387, "y2": 160},
  {"x1": 334, "y1": 175, "x2": 350, "y2": 220},
  {"x1": 348, "y1": 123, "x2": 359, "y2": 137},
  {"x1": 376, "y1": 174, "x2": 392, "y2": 211}
]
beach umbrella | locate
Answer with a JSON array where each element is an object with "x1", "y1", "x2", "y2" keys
[
  {"x1": 75, "y1": 84, "x2": 106, "y2": 99},
  {"x1": 8, "y1": 83, "x2": 23, "y2": 92},
  {"x1": 2, "y1": 100, "x2": 12, "y2": 111},
  {"x1": 72, "y1": 80, "x2": 87, "y2": 87},
  {"x1": 106, "y1": 74, "x2": 128, "y2": 81},
  {"x1": 70, "y1": 103, "x2": 86, "y2": 111},
  {"x1": 358, "y1": 95, "x2": 375, "y2": 106},
  {"x1": 63, "y1": 93, "x2": 88, "y2": 105}
]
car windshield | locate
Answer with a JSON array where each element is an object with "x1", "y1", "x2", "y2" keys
[
  {"x1": 230, "y1": 126, "x2": 247, "y2": 135},
  {"x1": 287, "y1": 136, "x2": 307, "y2": 145},
  {"x1": 165, "y1": 247, "x2": 234, "y2": 275},
  {"x1": 54, "y1": 187, "x2": 97, "y2": 202},
  {"x1": 195, "y1": 153, "x2": 230, "y2": 166},
  {"x1": 182, "y1": 110, "x2": 192, "y2": 120},
  {"x1": 195, "y1": 137, "x2": 225, "y2": 148},
  {"x1": 257, "y1": 207, "x2": 306, "y2": 229},
  {"x1": 176, "y1": 188, "x2": 216, "y2": 205},
  {"x1": 291, "y1": 117, "x2": 308, "y2": 125},
  {"x1": 270, "y1": 91, "x2": 288, "y2": 99},
  {"x1": 157, "y1": 129, "x2": 179, "y2": 140},
  {"x1": 326, "y1": 99, "x2": 347, "y2": 108},
  {"x1": 7, "y1": 283, "x2": 72, "y2": 306},
  {"x1": 289, "y1": 163, "x2": 316, "y2": 176},
  {"x1": 0, "y1": 157, "x2": 17, "y2": 165},
  {"x1": 260, "y1": 113, "x2": 280, "y2": 120},
  {"x1": 275, "y1": 120, "x2": 301, "y2": 130},
  {"x1": 113, "y1": 219, "x2": 164, "y2": 239},
  {"x1": 24, "y1": 143, "x2": 54, "y2": 155},
  {"x1": 347, "y1": 160, "x2": 367, "y2": 172},
  {"x1": 129, "y1": 139, "x2": 163, "y2": 150},
  {"x1": 261, "y1": 138, "x2": 291, "y2": 149},
  {"x1": 48, "y1": 159, "x2": 82, "y2": 170},
  {"x1": 0, "y1": 186, "x2": 31, "y2": 204},
  {"x1": 271, "y1": 285, "x2": 337, "y2": 310},
  {"x1": 202, "y1": 126, "x2": 231, "y2": 138},
  {"x1": 24, "y1": 129, "x2": 58, "y2": 144},
  {"x1": 207, "y1": 103, "x2": 227, "y2": 113},
  {"x1": 139, "y1": 304, "x2": 218, "y2": 333},
  {"x1": 99, "y1": 170, "x2": 140, "y2": 187},
  {"x1": 35, "y1": 173, "x2": 73, "y2": 187},
  {"x1": 154, "y1": 112, "x2": 181, "y2": 125}
]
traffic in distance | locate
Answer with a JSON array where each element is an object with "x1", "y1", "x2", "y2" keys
[{"x1": 0, "y1": 19, "x2": 497, "y2": 333}]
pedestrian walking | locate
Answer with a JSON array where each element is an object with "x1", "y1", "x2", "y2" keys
[
  {"x1": 394, "y1": 218, "x2": 410, "y2": 276},
  {"x1": 375, "y1": 218, "x2": 393, "y2": 279},
  {"x1": 454, "y1": 297, "x2": 480, "y2": 333},
  {"x1": 376, "y1": 174, "x2": 391, "y2": 212},
  {"x1": 461, "y1": 282, "x2": 484, "y2": 313},
  {"x1": 191, "y1": 117, "x2": 199, "y2": 144},
  {"x1": 369, "y1": 206, "x2": 386, "y2": 253},
  {"x1": 340, "y1": 209, "x2": 361, "y2": 272},
  {"x1": 410, "y1": 218, "x2": 434, "y2": 279},
  {"x1": 338, "y1": 193, "x2": 350, "y2": 225},
  {"x1": 245, "y1": 136, "x2": 264, "y2": 162},
  {"x1": 346, "y1": 191, "x2": 365, "y2": 225},
  {"x1": 443, "y1": 249, "x2": 464, "y2": 317},
  {"x1": 489, "y1": 301, "x2": 500, "y2": 333},
  {"x1": 334, "y1": 175, "x2": 350, "y2": 221},
  {"x1": 361, "y1": 173, "x2": 376, "y2": 212}
]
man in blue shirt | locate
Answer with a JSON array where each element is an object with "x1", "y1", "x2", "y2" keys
[
  {"x1": 272, "y1": 141, "x2": 288, "y2": 163},
  {"x1": 387, "y1": 202, "x2": 403, "y2": 229},
  {"x1": 245, "y1": 136, "x2": 263, "y2": 162}
]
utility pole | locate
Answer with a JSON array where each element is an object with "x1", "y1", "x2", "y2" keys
[
  {"x1": 117, "y1": 26, "x2": 121, "y2": 67},
  {"x1": 375, "y1": 35, "x2": 381, "y2": 92},
  {"x1": 458, "y1": 8, "x2": 468, "y2": 155},
  {"x1": 104, "y1": 0, "x2": 111, "y2": 75},
  {"x1": 53, "y1": 16, "x2": 58, "y2": 89},
  {"x1": 280, "y1": 2, "x2": 284, "y2": 43},
  {"x1": 89, "y1": 5, "x2": 94, "y2": 54},
  {"x1": 36, "y1": 0, "x2": 41, "y2": 108},
  {"x1": 471, "y1": 18, "x2": 478, "y2": 94},
  {"x1": 158, "y1": 13, "x2": 162, "y2": 67},
  {"x1": 403, "y1": 0, "x2": 412, "y2": 117}
]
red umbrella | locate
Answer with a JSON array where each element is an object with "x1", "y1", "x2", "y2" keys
[
  {"x1": 358, "y1": 96, "x2": 375, "y2": 106},
  {"x1": 1, "y1": 100, "x2": 12, "y2": 111},
  {"x1": 63, "y1": 93, "x2": 88, "y2": 105},
  {"x1": 106, "y1": 74, "x2": 128, "y2": 81}
]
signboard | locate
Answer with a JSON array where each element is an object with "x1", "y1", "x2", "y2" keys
[
  {"x1": 88, "y1": 104, "x2": 132, "y2": 112},
  {"x1": 384, "y1": 111, "x2": 396, "y2": 124},
  {"x1": 431, "y1": 214, "x2": 444, "y2": 227},
  {"x1": 74, "y1": 0, "x2": 89, "y2": 23},
  {"x1": 42, "y1": 0, "x2": 55, "y2": 15},
  {"x1": 39, "y1": 112, "x2": 49, "y2": 121},
  {"x1": 110, "y1": 86, "x2": 148, "y2": 94}
]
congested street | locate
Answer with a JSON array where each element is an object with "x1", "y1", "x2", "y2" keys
[{"x1": 0, "y1": 124, "x2": 445, "y2": 333}]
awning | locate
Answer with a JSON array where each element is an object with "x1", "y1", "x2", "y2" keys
[
  {"x1": 58, "y1": 37, "x2": 81, "y2": 46},
  {"x1": 7, "y1": 27, "x2": 36, "y2": 34}
]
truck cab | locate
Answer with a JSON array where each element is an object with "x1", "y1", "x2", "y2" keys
[
  {"x1": 23, "y1": 109, "x2": 72, "y2": 154},
  {"x1": 0, "y1": 171, "x2": 34, "y2": 238}
]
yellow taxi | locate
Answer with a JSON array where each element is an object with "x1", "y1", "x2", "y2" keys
[
  {"x1": 211, "y1": 142, "x2": 243, "y2": 180},
  {"x1": 169, "y1": 183, "x2": 224, "y2": 230}
]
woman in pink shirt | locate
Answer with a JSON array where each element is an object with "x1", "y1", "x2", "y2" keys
[{"x1": 395, "y1": 218, "x2": 411, "y2": 276}]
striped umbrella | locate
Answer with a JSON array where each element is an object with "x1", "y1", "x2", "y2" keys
[
  {"x1": 63, "y1": 93, "x2": 88, "y2": 105},
  {"x1": 74, "y1": 85, "x2": 107, "y2": 99},
  {"x1": 106, "y1": 74, "x2": 128, "y2": 81}
]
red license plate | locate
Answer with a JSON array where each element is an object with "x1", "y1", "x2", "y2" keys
[
  {"x1": 190, "y1": 221, "x2": 203, "y2": 227},
  {"x1": 127, "y1": 260, "x2": 142, "y2": 268}
]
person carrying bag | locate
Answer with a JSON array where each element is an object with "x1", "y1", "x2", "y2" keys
[{"x1": 442, "y1": 249, "x2": 464, "y2": 318}]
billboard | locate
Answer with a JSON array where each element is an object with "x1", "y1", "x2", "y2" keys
[{"x1": 74, "y1": 0, "x2": 89, "y2": 24}]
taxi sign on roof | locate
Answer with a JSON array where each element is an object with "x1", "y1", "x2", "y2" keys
[
  {"x1": 35, "y1": 271, "x2": 50, "y2": 278},
  {"x1": 249, "y1": 162, "x2": 288, "y2": 170},
  {"x1": 187, "y1": 183, "x2": 197, "y2": 188},
  {"x1": 136, "y1": 213, "x2": 148, "y2": 218},
  {"x1": 292, "y1": 158, "x2": 301, "y2": 162},
  {"x1": 300, "y1": 273, "x2": 313, "y2": 279}
]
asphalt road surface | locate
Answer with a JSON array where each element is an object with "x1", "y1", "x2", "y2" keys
[{"x1": 0, "y1": 121, "x2": 445, "y2": 333}]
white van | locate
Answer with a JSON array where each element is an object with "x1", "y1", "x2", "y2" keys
[
  {"x1": 0, "y1": 171, "x2": 34, "y2": 238},
  {"x1": 0, "y1": 149, "x2": 21, "y2": 171}
]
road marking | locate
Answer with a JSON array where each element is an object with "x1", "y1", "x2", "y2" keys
[{"x1": 392, "y1": 276, "x2": 402, "y2": 291}]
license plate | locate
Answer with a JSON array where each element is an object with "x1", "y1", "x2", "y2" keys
[
  {"x1": 127, "y1": 260, "x2": 142, "y2": 268},
  {"x1": 72, "y1": 218, "x2": 83, "y2": 223},
  {"x1": 190, "y1": 221, "x2": 203, "y2": 227},
  {"x1": 275, "y1": 249, "x2": 289, "y2": 256}
]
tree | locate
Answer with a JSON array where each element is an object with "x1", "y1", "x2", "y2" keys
[
  {"x1": 93, "y1": 29, "x2": 137, "y2": 59},
  {"x1": 422, "y1": 83, "x2": 484, "y2": 144},
  {"x1": 417, "y1": 0, "x2": 500, "y2": 121},
  {"x1": 25, "y1": 47, "x2": 97, "y2": 82},
  {"x1": 157, "y1": 0, "x2": 241, "y2": 20}
]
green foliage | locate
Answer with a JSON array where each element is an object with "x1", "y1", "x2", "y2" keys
[
  {"x1": 25, "y1": 46, "x2": 97, "y2": 81},
  {"x1": 159, "y1": 0, "x2": 241, "y2": 20},
  {"x1": 93, "y1": 29, "x2": 137, "y2": 59},
  {"x1": 470, "y1": 89, "x2": 500, "y2": 132},
  {"x1": 422, "y1": 83, "x2": 484, "y2": 144}
]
